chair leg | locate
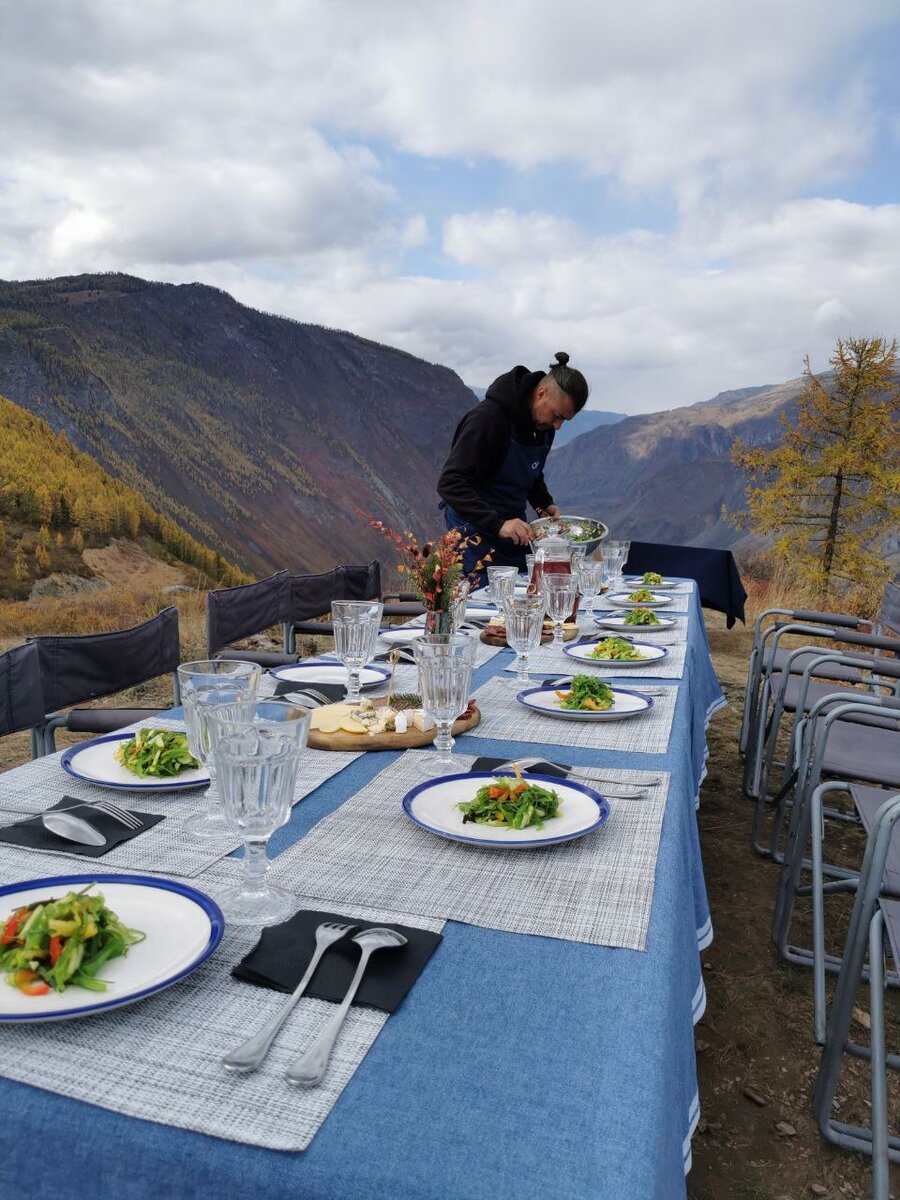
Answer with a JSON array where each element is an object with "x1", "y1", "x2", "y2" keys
[{"x1": 869, "y1": 910, "x2": 890, "y2": 1199}]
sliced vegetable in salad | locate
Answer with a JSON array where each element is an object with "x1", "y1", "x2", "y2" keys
[
  {"x1": 556, "y1": 675, "x2": 615, "y2": 711},
  {"x1": 624, "y1": 608, "x2": 661, "y2": 626},
  {"x1": 589, "y1": 637, "x2": 646, "y2": 661},
  {"x1": 626, "y1": 588, "x2": 655, "y2": 603},
  {"x1": 458, "y1": 769, "x2": 562, "y2": 830},
  {"x1": 642, "y1": 572, "x2": 664, "y2": 585},
  {"x1": 0, "y1": 887, "x2": 145, "y2": 997},
  {"x1": 115, "y1": 729, "x2": 200, "y2": 778}
]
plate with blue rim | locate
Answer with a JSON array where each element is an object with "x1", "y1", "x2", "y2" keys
[
  {"x1": 593, "y1": 613, "x2": 677, "y2": 633},
  {"x1": 402, "y1": 771, "x2": 610, "y2": 849},
  {"x1": 516, "y1": 683, "x2": 654, "y2": 721},
  {"x1": 0, "y1": 873, "x2": 224, "y2": 1022},
  {"x1": 563, "y1": 639, "x2": 669, "y2": 668},
  {"x1": 608, "y1": 591, "x2": 674, "y2": 608},
  {"x1": 269, "y1": 661, "x2": 389, "y2": 688},
  {"x1": 61, "y1": 731, "x2": 211, "y2": 792},
  {"x1": 623, "y1": 576, "x2": 681, "y2": 590}
]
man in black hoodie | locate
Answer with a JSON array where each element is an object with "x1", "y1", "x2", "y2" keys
[{"x1": 437, "y1": 352, "x2": 589, "y2": 584}]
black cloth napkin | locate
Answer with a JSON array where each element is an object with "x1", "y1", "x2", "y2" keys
[
  {"x1": 471, "y1": 756, "x2": 570, "y2": 780},
  {"x1": 233, "y1": 908, "x2": 442, "y2": 1013},
  {"x1": 272, "y1": 680, "x2": 346, "y2": 704},
  {"x1": 0, "y1": 796, "x2": 164, "y2": 858}
]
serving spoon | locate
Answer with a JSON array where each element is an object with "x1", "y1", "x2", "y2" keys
[{"x1": 41, "y1": 811, "x2": 107, "y2": 847}]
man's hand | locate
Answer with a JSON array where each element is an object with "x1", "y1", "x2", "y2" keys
[
  {"x1": 546, "y1": 504, "x2": 561, "y2": 518},
  {"x1": 499, "y1": 518, "x2": 533, "y2": 546}
]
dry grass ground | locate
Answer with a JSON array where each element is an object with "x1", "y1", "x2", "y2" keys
[{"x1": 1, "y1": 596, "x2": 897, "y2": 1197}]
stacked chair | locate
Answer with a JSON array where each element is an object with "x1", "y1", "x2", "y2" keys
[
  {"x1": 283, "y1": 560, "x2": 423, "y2": 652},
  {"x1": 0, "y1": 642, "x2": 46, "y2": 753}
]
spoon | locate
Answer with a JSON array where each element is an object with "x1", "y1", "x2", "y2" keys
[
  {"x1": 285, "y1": 927, "x2": 407, "y2": 1088},
  {"x1": 41, "y1": 811, "x2": 107, "y2": 847}
]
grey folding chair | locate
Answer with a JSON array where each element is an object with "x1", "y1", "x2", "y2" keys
[
  {"x1": 206, "y1": 571, "x2": 299, "y2": 667},
  {"x1": 28, "y1": 607, "x2": 181, "y2": 756},
  {"x1": 283, "y1": 561, "x2": 424, "y2": 653},
  {"x1": 812, "y1": 787, "x2": 900, "y2": 1197},
  {"x1": 0, "y1": 642, "x2": 47, "y2": 758}
]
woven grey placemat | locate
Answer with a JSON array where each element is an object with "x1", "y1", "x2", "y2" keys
[
  {"x1": 503, "y1": 637, "x2": 687, "y2": 680},
  {"x1": 0, "y1": 732, "x2": 361, "y2": 878},
  {"x1": 267, "y1": 751, "x2": 669, "y2": 951},
  {"x1": 468, "y1": 676, "x2": 677, "y2": 754},
  {"x1": 0, "y1": 854, "x2": 444, "y2": 1151}
]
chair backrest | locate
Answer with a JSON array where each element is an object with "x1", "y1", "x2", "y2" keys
[
  {"x1": 0, "y1": 642, "x2": 46, "y2": 736},
  {"x1": 206, "y1": 571, "x2": 290, "y2": 657},
  {"x1": 29, "y1": 606, "x2": 181, "y2": 712},
  {"x1": 288, "y1": 561, "x2": 381, "y2": 623},
  {"x1": 879, "y1": 579, "x2": 900, "y2": 636}
]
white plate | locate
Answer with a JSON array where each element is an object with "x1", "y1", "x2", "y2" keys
[
  {"x1": 379, "y1": 627, "x2": 427, "y2": 644},
  {"x1": 517, "y1": 684, "x2": 654, "y2": 721},
  {"x1": 0, "y1": 874, "x2": 224, "y2": 1022},
  {"x1": 623, "y1": 576, "x2": 680, "y2": 590},
  {"x1": 61, "y1": 733, "x2": 211, "y2": 792},
  {"x1": 594, "y1": 614, "x2": 677, "y2": 633},
  {"x1": 402, "y1": 771, "x2": 610, "y2": 848},
  {"x1": 564, "y1": 640, "x2": 668, "y2": 667},
  {"x1": 269, "y1": 662, "x2": 389, "y2": 688},
  {"x1": 469, "y1": 586, "x2": 530, "y2": 604},
  {"x1": 608, "y1": 592, "x2": 674, "y2": 608}
]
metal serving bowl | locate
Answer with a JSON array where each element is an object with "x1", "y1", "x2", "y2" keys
[{"x1": 529, "y1": 514, "x2": 609, "y2": 555}]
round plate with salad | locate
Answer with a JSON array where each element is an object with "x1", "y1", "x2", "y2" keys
[
  {"x1": 608, "y1": 589, "x2": 674, "y2": 608},
  {"x1": 0, "y1": 874, "x2": 224, "y2": 1022},
  {"x1": 594, "y1": 611, "x2": 676, "y2": 633},
  {"x1": 516, "y1": 676, "x2": 654, "y2": 721},
  {"x1": 402, "y1": 771, "x2": 609, "y2": 848},
  {"x1": 623, "y1": 573, "x2": 680, "y2": 590},
  {"x1": 564, "y1": 637, "x2": 669, "y2": 668},
  {"x1": 61, "y1": 730, "x2": 211, "y2": 791}
]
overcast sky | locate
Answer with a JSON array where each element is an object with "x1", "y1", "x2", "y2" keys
[{"x1": 2, "y1": 1, "x2": 899, "y2": 413}]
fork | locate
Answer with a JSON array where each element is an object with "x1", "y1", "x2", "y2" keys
[
  {"x1": 221, "y1": 921, "x2": 356, "y2": 1073},
  {"x1": 50, "y1": 799, "x2": 142, "y2": 830},
  {"x1": 493, "y1": 757, "x2": 660, "y2": 796}
]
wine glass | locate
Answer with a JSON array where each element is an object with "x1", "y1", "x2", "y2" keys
[
  {"x1": 502, "y1": 594, "x2": 545, "y2": 684},
  {"x1": 577, "y1": 561, "x2": 605, "y2": 619},
  {"x1": 331, "y1": 600, "x2": 383, "y2": 703},
  {"x1": 177, "y1": 660, "x2": 261, "y2": 840},
  {"x1": 542, "y1": 574, "x2": 578, "y2": 648},
  {"x1": 412, "y1": 634, "x2": 477, "y2": 775},
  {"x1": 487, "y1": 565, "x2": 518, "y2": 608},
  {"x1": 569, "y1": 544, "x2": 588, "y2": 575},
  {"x1": 211, "y1": 709, "x2": 310, "y2": 925},
  {"x1": 450, "y1": 579, "x2": 470, "y2": 632},
  {"x1": 603, "y1": 541, "x2": 628, "y2": 592}
]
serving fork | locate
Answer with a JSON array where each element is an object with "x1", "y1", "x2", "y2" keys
[
  {"x1": 222, "y1": 920, "x2": 357, "y2": 1073},
  {"x1": 48, "y1": 798, "x2": 142, "y2": 829}
]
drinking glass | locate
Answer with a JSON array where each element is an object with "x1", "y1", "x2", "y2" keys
[
  {"x1": 212, "y1": 715, "x2": 309, "y2": 925},
  {"x1": 450, "y1": 579, "x2": 470, "y2": 632},
  {"x1": 542, "y1": 574, "x2": 578, "y2": 648},
  {"x1": 177, "y1": 660, "x2": 261, "y2": 840},
  {"x1": 603, "y1": 541, "x2": 628, "y2": 592},
  {"x1": 486, "y1": 565, "x2": 518, "y2": 608},
  {"x1": 332, "y1": 600, "x2": 383, "y2": 703},
  {"x1": 413, "y1": 635, "x2": 477, "y2": 775},
  {"x1": 524, "y1": 553, "x2": 535, "y2": 582},
  {"x1": 577, "y1": 561, "x2": 605, "y2": 619},
  {"x1": 503, "y1": 594, "x2": 545, "y2": 684},
  {"x1": 570, "y1": 544, "x2": 588, "y2": 574}
]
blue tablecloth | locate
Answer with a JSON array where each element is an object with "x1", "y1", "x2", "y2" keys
[{"x1": 0, "y1": 588, "x2": 725, "y2": 1200}]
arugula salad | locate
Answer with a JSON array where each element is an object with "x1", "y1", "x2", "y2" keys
[
  {"x1": 556, "y1": 675, "x2": 615, "y2": 711},
  {"x1": 459, "y1": 773, "x2": 562, "y2": 830},
  {"x1": 115, "y1": 729, "x2": 200, "y2": 778},
  {"x1": 642, "y1": 572, "x2": 664, "y2": 585},
  {"x1": 0, "y1": 887, "x2": 145, "y2": 997},
  {"x1": 589, "y1": 637, "x2": 646, "y2": 661},
  {"x1": 624, "y1": 608, "x2": 661, "y2": 626},
  {"x1": 626, "y1": 587, "x2": 656, "y2": 603}
]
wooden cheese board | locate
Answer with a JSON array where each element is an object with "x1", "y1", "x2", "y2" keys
[
  {"x1": 480, "y1": 621, "x2": 580, "y2": 648},
  {"x1": 308, "y1": 699, "x2": 480, "y2": 751}
]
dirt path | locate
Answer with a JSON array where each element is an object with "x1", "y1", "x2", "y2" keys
[{"x1": 82, "y1": 538, "x2": 190, "y2": 592}]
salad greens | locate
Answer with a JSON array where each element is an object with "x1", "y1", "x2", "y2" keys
[
  {"x1": 459, "y1": 771, "x2": 562, "y2": 830},
  {"x1": 626, "y1": 588, "x2": 655, "y2": 603},
  {"x1": 624, "y1": 608, "x2": 661, "y2": 626},
  {"x1": 642, "y1": 572, "x2": 664, "y2": 585},
  {"x1": 115, "y1": 729, "x2": 200, "y2": 778},
  {"x1": 0, "y1": 887, "x2": 145, "y2": 997},
  {"x1": 589, "y1": 637, "x2": 646, "y2": 661},
  {"x1": 556, "y1": 675, "x2": 615, "y2": 711}
]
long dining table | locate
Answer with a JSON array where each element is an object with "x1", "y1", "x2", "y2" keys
[{"x1": 0, "y1": 582, "x2": 724, "y2": 1200}]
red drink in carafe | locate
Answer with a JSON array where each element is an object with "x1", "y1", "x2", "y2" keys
[{"x1": 527, "y1": 536, "x2": 580, "y2": 622}]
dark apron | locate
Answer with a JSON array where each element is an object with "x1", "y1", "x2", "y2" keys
[{"x1": 442, "y1": 433, "x2": 551, "y2": 586}]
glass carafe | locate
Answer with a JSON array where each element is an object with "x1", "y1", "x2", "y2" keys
[{"x1": 527, "y1": 527, "x2": 579, "y2": 622}]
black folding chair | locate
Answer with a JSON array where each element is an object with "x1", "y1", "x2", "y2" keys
[
  {"x1": 28, "y1": 607, "x2": 181, "y2": 756},
  {"x1": 206, "y1": 571, "x2": 300, "y2": 667},
  {"x1": 284, "y1": 561, "x2": 424, "y2": 652},
  {"x1": 1, "y1": 643, "x2": 47, "y2": 757}
]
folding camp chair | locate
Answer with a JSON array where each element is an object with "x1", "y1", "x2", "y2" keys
[
  {"x1": 811, "y1": 787, "x2": 900, "y2": 1197},
  {"x1": 283, "y1": 561, "x2": 424, "y2": 653},
  {"x1": 28, "y1": 607, "x2": 181, "y2": 756},
  {"x1": 206, "y1": 571, "x2": 300, "y2": 667},
  {"x1": 0, "y1": 642, "x2": 47, "y2": 757}
]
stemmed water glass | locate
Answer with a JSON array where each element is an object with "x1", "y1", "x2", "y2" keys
[
  {"x1": 177, "y1": 660, "x2": 261, "y2": 840},
  {"x1": 503, "y1": 594, "x2": 545, "y2": 684},
  {"x1": 450, "y1": 579, "x2": 470, "y2": 632},
  {"x1": 603, "y1": 541, "x2": 628, "y2": 592},
  {"x1": 570, "y1": 544, "x2": 588, "y2": 575},
  {"x1": 542, "y1": 574, "x2": 578, "y2": 648},
  {"x1": 332, "y1": 600, "x2": 383, "y2": 703},
  {"x1": 486, "y1": 565, "x2": 518, "y2": 608},
  {"x1": 210, "y1": 701, "x2": 311, "y2": 926},
  {"x1": 577, "y1": 561, "x2": 605, "y2": 620},
  {"x1": 412, "y1": 635, "x2": 477, "y2": 775}
]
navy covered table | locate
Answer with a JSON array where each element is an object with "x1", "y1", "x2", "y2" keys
[
  {"x1": 0, "y1": 587, "x2": 725, "y2": 1200},
  {"x1": 625, "y1": 541, "x2": 747, "y2": 628}
]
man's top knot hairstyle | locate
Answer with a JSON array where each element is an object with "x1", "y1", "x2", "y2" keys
[{"x1": 547, "y1": 351, "x2": 589, "y2": 412}]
